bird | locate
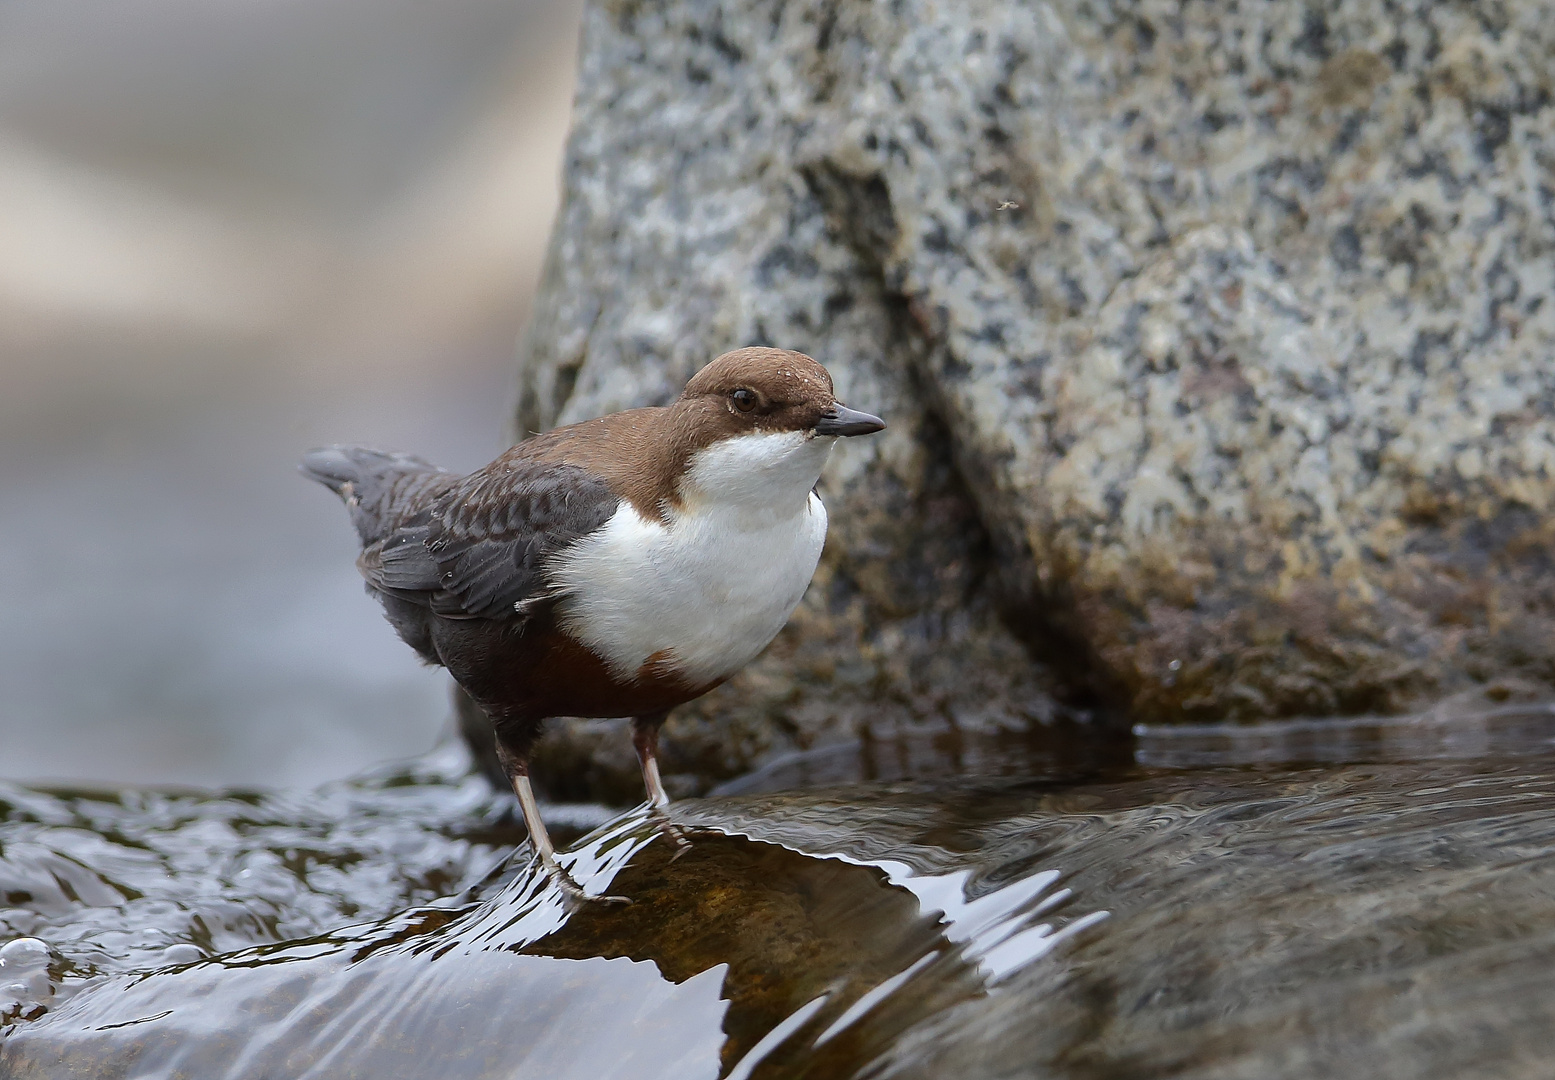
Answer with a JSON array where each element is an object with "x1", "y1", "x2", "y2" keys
[{"x1": 301, "y1": 347, "x2": 885, "y2": 893}]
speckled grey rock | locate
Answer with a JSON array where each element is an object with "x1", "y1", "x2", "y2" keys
[{"x1": 515, "y1": 0, "x2": 1555, "y2": 790}]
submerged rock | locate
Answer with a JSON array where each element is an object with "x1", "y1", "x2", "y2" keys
[
  {"x1": 9, "y1": 738, "x2": 1555, "y2": 1079},
  {"x1": 514, "y1": 0, "x2": 1555, "y2": 787}
]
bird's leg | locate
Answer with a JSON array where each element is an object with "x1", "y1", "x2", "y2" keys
[
  {"x1": 631, "y1": 711, "x2": 672, "y2": 809},
  {"x1": 493, "y1": 739, "x2": 624, "y2": 903},
  {"x1": 501, "y1": 748, "x2": 560, "y2": 866},
  {"x1": 632, "y1": 713, "x2": 692, "y2": 860}
]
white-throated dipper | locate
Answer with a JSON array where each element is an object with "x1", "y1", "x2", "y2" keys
[{"x1": 302, "y1": 347, "x2": 884, "y2": 892}]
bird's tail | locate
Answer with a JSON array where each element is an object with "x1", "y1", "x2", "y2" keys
[{"x1": 299, "y1": 445, "x2": 455, "y2": 546}]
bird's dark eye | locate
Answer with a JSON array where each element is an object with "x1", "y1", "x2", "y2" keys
[{"x1": 731, "y1": 388, "x2": 758, "y2": 413}]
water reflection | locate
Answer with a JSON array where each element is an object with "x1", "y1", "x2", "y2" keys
[
  {"x1": 8, "y1": 718, "x2": 1555, "y2": 1078},
  {"x1": 1135, "y1": 701, "x2": 1555, "y2": 768},
  {"x1": 719, "y1": 698, "x2": 1555, "y2": 795},
  {"x1": 0, "y1": 782, "x2": 1104, "y2": 1078}
]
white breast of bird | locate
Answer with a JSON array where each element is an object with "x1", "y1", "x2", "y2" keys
[{"x1": 550, "y1": 430, "x2": 834, "y2": 686}]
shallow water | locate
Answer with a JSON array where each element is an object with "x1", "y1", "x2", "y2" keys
[{"x1": 6, "y1": 708, "x2": 1555, "y2": 1078}]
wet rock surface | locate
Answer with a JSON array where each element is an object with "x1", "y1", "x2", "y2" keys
[
  {"x1": 0, "y1": 749, "x2": 512, "y2": 978},
  {"x1": 517, "y1": 0, "x2": 1555, "y2": 781},
  {"x1": 7, "y1": 713, "x2": 1555, "y2": 1078}
]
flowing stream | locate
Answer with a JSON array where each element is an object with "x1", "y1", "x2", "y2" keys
[{"x1": 5, "y1": 707, "x2": 1555, "y2": 1078}]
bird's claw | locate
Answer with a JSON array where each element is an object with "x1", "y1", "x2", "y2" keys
[
  {"x1": 590, "y1": 892, "x2": 634, "y2": 905},
  {"x1": 540, "y1": 856, "x2": 632, "y2": 905},
  {"x1": 649, "y1": 810, "x2": 695, "y2": 862}
]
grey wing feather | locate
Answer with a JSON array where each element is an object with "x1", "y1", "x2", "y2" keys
[{"x1": 362, "y1": 459, "x2": 618, "y2": 621}]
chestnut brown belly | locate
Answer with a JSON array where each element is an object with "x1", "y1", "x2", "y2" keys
[{"x1": 428, "y1": 612, "x2": 719, "y2": 725}]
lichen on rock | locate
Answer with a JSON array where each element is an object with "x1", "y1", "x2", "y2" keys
[{"x1": 512, "y1": 0, "x2": 1555, "y2": 795}]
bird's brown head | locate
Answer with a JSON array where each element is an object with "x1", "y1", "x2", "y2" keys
[
  {"x1": 511, "y1": 346, "x2": 883, "y2": 521},
  {"x1": 679, "y1": 347, "x2": 886, "y2": 439}
]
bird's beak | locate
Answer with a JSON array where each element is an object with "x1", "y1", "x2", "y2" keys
[{"x1": 814, "y1": 403, "x2": 886, "y2": 437}]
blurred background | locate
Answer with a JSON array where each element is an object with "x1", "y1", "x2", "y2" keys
[{"x1": 0, "y1": 0, "x2": 584, "y2": 787}]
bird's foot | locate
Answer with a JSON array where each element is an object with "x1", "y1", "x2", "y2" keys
[
  {"x1": 537, "y1": 854, "x2": 631, "y2": 905},
  {"x1": 648, "y1": 808, "x2": 695, "y2": 863}
]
